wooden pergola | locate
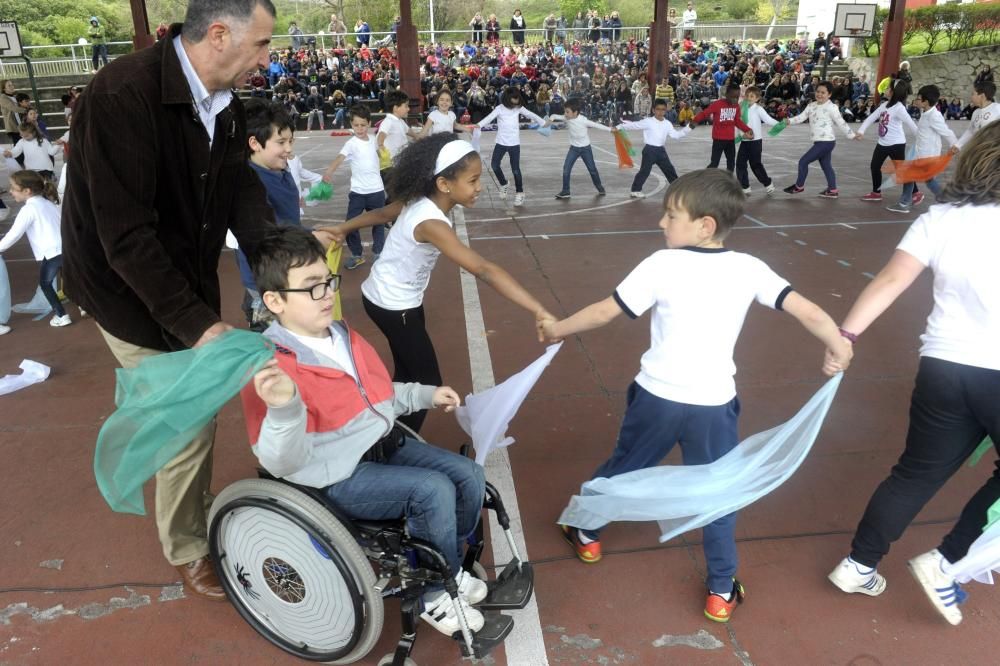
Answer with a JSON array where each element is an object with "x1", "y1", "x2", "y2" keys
[{"x1": 128, "y1": 0, "x2": 909, "y2": 108}]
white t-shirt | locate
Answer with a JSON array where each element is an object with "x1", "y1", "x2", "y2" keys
[
  {"x1": 912, "y1": 106, "x2": 957, "y2": 158},
  {"x1": 742, "y1": 104, "x2": 779, "y2": 142},
  {"x1": 477, "y1": 105, "x2": 545, "y2": 146},
  {"x1": 614, "y1": 248, "x2": 791, "y2": 405},
  {"x1": 428, "y1": 109, "x2": 457, "y2": 135},
  {"x1": 858, "y1": 101, "x2": 918, "y2": 146},
  {"x1": 620, "y1": 116, "x2": 690, "y2": 147},
  {"x1": 682, "y1": 9, "x2": 697, "y2": 26},
  {"x1": 378, "y1": 113, "x2": 410, "y2": 159},
  {"x1": 289, "y1": 327, "x2": 357, "y2": 380},
  {"x1": 956, "y1": 101, "x2": 1000, "y2": 149},
  {"x1": 361, "y1": 197, "x2": 452, "y2": 310},
  {"x1": 0, "y1": 195, "x2": 63, "y2": 260},
  {"x1": 896, "y1": 203, "x2": 1000, "y2": 371},
  {"x1": 338, "y1": 135, "x2": 384, "y2": 194},
  {"x1": 548, "y1": 113, "x2": 610, "y2": 147}
]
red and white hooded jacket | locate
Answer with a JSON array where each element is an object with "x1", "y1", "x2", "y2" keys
[{"x1": 240, "y1": 320, "x2": 436, "y2": 488}]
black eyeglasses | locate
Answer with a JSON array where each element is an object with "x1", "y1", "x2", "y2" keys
[{"x1": 276, "y1": 275, "x2": 341, "y2": 300}]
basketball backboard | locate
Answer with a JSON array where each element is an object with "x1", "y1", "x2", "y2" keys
[
  {"x1": 832, "y1": 3, "x2": 878, "y2": 38},
  {"x1": 0, "y1": 21, "x2": 23, "y2": 58}
]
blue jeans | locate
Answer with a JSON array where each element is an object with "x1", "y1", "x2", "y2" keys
[
  {"x1": 900, "y1": 177, "x2": 941, "y2": 206},
  {"x1": 490, "y1": 144, "x2": 523, "y2": 192},
  {"x1": 323, "y1": 438, "x2": 486, "y2": 578},
  {"x1": 561, "y1": 145, "x2": 603, "y2": 193},
  {"x1": 345, "y1": 190, "x2": 387, "y2": 257},
  {"x1": 796, "y1": 140, "x2": 837, "y2": 189},
  {"x1": 92, "y1": 43, "x2": 109, "y2": 69},
  {"x1": 585, "y1": 382, "x2": 741, "y2": 592},
  {"x1": 40, "y1": 255, "x2": 66, "y2": 317}
]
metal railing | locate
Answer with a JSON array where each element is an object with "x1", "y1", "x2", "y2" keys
[{"x1": 0, "y1": 23, "x2": 808, "y2": 80}]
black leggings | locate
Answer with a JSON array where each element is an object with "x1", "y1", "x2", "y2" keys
[
  {"x1": 490, "y1": 144, "x2": 523, "y2": 192},
  {"x1": 870, "y1": 142, "x2": 905, "y2": 193},
  {"x1": 735, "y1": 140, "x2": 771, "y2": 188},
  {"x1": 850, "y1": 357, "x2": 1000, "y2": 567},
  {"x1": 362, "y1": 295, "x2": 441, "y2": 433},
  {"x1": 708, "y1": 139, "x2": 736, "y2": 172}
]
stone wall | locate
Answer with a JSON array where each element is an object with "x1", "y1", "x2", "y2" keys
[{"x1": 847, "y1": 45, "x2": 998, "y2": 99}]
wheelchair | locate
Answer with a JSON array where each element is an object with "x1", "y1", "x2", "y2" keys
[{"x1": 207, "y1": 439, "x2": 534, "y2": 665}]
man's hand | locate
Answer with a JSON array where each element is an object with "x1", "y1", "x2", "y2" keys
[
  {"x1": 432, "y1": 386, "x2": 461, "y2": 412},
  {"x1": 253, "y1": 360, "x2": 297, "y2": 407},
  {"x1": 193, "y1": 322, "x2": 233, "y2": 348}
]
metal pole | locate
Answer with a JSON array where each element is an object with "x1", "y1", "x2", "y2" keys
[
  {"x1": 429, "y1": 0, "x2": 436, "y2": 45},
  {"x1": 647, "y1": 0, "x2": 671, "y2": 92},
  {"x1": 21, "y1": 56, "x2": 40, "y2": 110},
  {"x1": 875, "y1": 0, "x2": 907, "y2": 104}
]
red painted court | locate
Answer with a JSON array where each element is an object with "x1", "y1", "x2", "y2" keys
[{"x1": 1, "y1": 123, "x2": 994, "y2": 665}]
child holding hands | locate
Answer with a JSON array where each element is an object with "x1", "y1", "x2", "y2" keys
[{"x1": 544, "y1": 169, "x2": 852, "y2": 622}]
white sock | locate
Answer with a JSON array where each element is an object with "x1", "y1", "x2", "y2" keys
[
  {"x1": 713, "y1": 590, "x2": 732, "y2": 601},
  {"x1": 848, "y1": 556, "x2": 874, "y2": 574},
  {"x1": 576, "y1": 530, "x2": 595, "y2": 545}
]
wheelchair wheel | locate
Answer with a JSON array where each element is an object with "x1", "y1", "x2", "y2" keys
[{"x1": 209, "y1": 479, "x2": 384, "y2": 664}]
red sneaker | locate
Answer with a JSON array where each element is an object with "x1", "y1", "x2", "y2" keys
[
  {"x1": 911, "y1": 191, "x2": 925, "y2": 205},
  {"x1": 704, "y1": 579, "x2": 745, "y2": 622},
  {"x1": 560, "y1": 525, "x2": 602, "y2": 564},
  {"x1": 860, "y1": 192, "x2": 882, "y2": 201}
]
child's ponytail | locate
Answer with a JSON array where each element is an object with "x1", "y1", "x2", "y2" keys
[
  {"x1": 42, "y1": 179, "x2": 60, "y2": 204},
  {"x1": 9, "y1": 169, "x2": 59, "y2": 204}
]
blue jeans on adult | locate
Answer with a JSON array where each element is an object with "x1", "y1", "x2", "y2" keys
[
  {"x1": 583, "y1": 382, "x2": 741, "y2": 593},
  {"x1": 561, "y1": 145, "x2": 604, "y2": 193},
  {"x1": 490, "y1": 144, "x2": 523, "y2": 192},
  {"x1": 796, "y1": 140, "x2": 837, "y2": 189},
  {"x1": 323, "y1": 438, "x2": 487, "y2": 580},
  {"x1": 39, "y1": 255, "x2": 66, "y2": 317},
  {"x1": 900, "y1": 177, "x2": 941, "y2": 206},
  {"x1": 345, "y1": 190, "x2": 387, "y2": 258},
  {"x1": 92, "y1": 43, "x2": 109, "y2": 70}
]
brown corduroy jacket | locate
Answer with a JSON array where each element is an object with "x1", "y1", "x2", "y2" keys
[{"x1": 62, "y1": 24, "x2": 275, "y2": 351}]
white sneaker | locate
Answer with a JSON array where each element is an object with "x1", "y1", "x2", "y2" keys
[
  {"x1": 456, "y1": 569, "x2": 489, "y2": 605},
  {"x1": 498, "y1": 183, "x2": 509, "y2": 199},
  {"x1": 742, "y1": 187, "x2": 752, "y2": 197},
  {"x1": 765, "y1": 184, "x2": 775, "y2": 196},
  {"x1": 420, "y1": 591, "x2": 485, "y2": 636},
  {"x1": 513, "y1": 192, "x2": 525, "y2": 206},
  {"x1": 50, "y1": 314, "x2": 72, "y2": 327},
  {"x1": 828, "y1": 556, "x2": 887, "y2": 596},
  {"x1": 909, "y1": 549, "x2": 963, "y2": 625},
  {"x1": 0, "y1": 324, "x2": 10, "y2": 335},
  {"x1": 629, "y1": 191, "x2": 646, "y2": 199}
]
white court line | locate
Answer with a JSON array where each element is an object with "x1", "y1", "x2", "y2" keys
[
  {"x1": 743, "y1": 214, "x2": 769, "y2": 227},
  {"x1": 467, "y1": 218, "x2": 910, "y2": 242},
  {"x1": 452, "y1": 205, "x2": 548, "y2": 666}
]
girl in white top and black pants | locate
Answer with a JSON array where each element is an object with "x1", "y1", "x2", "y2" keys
[
  {"x1": 855, "y1": 81, "x2": 919, "y2": 200},
  {"x1": 0, "y1": 171, "x2": 70, "y2": 327},
  {"x1": 828, "y1": 122, "x2": 1000, "y2": 627},
  {"x1": 323, "y1": 135, "x2": 555, "y2": 431},
  {"x1": 475, "y1": 87, "x2": 547, "y2": 206}
]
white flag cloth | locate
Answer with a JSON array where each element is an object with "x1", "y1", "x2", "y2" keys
[
  {"x1": 0, "y1": 360, "x2": 51, "y2": 397},
  {"x1": 0, "y1": 255, "x2": 10, "y2": 324},
  {"x1": 470, "y1": 126, "x2": 482, "y2": 153},
  {"x1": 944, "y1": 520, "x2": 1000, "y2": 585},
  {"x1": 456, "y1": 342, "x2": 562, "y2": 465},
  {"x1": 559, "y1": 374, "x2": 843, "y2": 543},
  {"x1": 13, "y1": 283, "x2": 57, "y2": 319}
]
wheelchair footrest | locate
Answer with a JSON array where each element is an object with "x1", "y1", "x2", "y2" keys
[
  {"x1": 477, "y1": 560, "x2": 534, "y2": 611},
  {"x1": 457, "y1": 611, "x2": 514, "y2": 659}
]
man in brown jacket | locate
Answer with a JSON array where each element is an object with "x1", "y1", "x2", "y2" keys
[{"x1": 62, "y1": 0, "x2": 279, "y2": 600}]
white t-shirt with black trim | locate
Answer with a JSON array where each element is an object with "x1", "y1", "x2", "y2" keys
[
  {"x1": 361, "y1": 197, "x2": 452, "y2": 310},
  {"x1": 338, "y1": 135, "x2": 384, "y2": 194},
  {"x1": 614, "y1": 247, "x2": 791, "y2": 406},
  {"x1": 896, "y1": 203, "x2": 1000, "y2": 371}
]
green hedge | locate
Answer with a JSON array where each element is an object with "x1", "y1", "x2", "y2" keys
[{"x1": 859, "y1": 4, "x2": 1000, "y2": 56}]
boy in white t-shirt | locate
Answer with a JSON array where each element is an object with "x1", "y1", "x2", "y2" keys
[
  {"x1": 887, "y1": 85, "x2": 958, "y2": 214},
  {"x1": 324, "y1": 105, "x2": 387, "y2": 270},
  {"x1": 542, "y1": 169, "x2": 852, "y2": 623}
]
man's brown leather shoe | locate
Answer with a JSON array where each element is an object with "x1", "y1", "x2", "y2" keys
[{"x1": 176, "y1": 556, "x2": 226, "y2": 601}]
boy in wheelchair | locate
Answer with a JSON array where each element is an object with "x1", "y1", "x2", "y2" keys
[{"x1": 240, "y1": 226, "x2": 489, "y2": 637}]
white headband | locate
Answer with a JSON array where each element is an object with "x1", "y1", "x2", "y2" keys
[{"x1": 434, "y1": 140, "x2": 476, "y2": 175}]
